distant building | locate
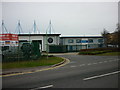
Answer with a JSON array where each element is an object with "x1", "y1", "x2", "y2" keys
[
  {"x1": 60, "y1": 35, "x2": 104, "y2": 52},
  {"x1": 18, "y1": 34, "x2": 104, "y2": 52},
  {"x1": 18, "y1": 34, "x2": 61, "y2": 52}
]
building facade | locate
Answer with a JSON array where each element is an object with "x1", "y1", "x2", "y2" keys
[
  {"x1": 18, "y1": 34, "x2": 60, "y2": 52},
  {"x1": 18, "y1": 34, "x2": 104, "y2": 52},
  {"x1": 60, "y1": 36, "x2": 104, "y2": 52}
]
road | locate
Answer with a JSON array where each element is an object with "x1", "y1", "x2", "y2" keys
[{"x1": 2, "y1": 54, "x2": 120, "y2": 89}]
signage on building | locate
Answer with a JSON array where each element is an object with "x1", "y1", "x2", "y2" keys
[{"x1": 0, "y1": 33, "x2": 19, "y2": 46}]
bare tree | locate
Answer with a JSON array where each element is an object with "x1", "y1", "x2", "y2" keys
[{"x1": 101, "y1": 28, "x2": 109, "y2": 47}]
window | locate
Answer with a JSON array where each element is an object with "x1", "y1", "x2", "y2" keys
[
  {"x1": 88, "y1": 39, "x2": 93, "y2": 43},
  {"x1": 68, "y1": 39, "x2": 74, "y2": 43},
  {"x1": 98, "y1": 39, "x2": 103, "y2": 43},
  {"x1": 76, "y1": 39, "x2": 81, "y2": 43},
  {"x1": 81, "y1": 40, "x2": 88, "y2": 43}
]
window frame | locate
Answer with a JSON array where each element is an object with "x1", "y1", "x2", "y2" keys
[{"x1": 68, "y1": 39, "x2": 74, "y2": 43}]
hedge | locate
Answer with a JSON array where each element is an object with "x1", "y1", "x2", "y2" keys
[{"x1": 80, "y1": 47, "x2": 119, "y2": 52}]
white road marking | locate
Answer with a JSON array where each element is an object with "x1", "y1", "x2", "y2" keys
[
  {"x1": 40, "y1": 85, "x2": 53, "y2": 89},
  {"x1": 70, "y1": 66, "x2": 76, "y2": 67},
  {"x1": 83, "y1": 71, "x2": 120, "y2": 81},
  {"x1": 78, "y1": 59, "x2": 119, "y2": 68},
  {"x1": 30, "y1": 85, "x2": 53, "y2": 90},
  {"x1": 92, "y1": 63, "x2": 97, "y2": 65},
  {"x1": 79, "y1": 64, "x2": 85, "y2": 66},
  {"x1": 87, "y1": 63, "x2": 92, "y2": 65},
  {"x1": 70, "y1": 61, "x2": 76, "y2": 63},
  {"x1": 98, "y1": 62, "x2": 103, "y2": 64},
  {"x1": 103, "y1": 61, "x2": 108, "y2": 63}
]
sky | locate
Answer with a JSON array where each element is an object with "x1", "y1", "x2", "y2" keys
[{"x1": 1, "y1": 1, "x2": 119, "y2": 36}]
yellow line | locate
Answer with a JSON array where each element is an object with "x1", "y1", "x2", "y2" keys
[{"x1": 1, "y1": 57, "x2": 70, "y2": 77}]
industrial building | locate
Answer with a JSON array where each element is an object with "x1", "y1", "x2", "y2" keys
[
  {"x1": 1, "y1": 20, "x2": 104, "y2": 53},
  {"x1": 60, "y1": 35, "x2": 104, "y2": 52},
  {"x1": 18, "y1": 34, "x2": 104, "y2": 52},
  {"x1": 18, "y1": 34, "x2": 60, "y2": 52}
]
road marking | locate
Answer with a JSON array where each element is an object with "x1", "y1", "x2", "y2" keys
[
  {"x1": 98, "y1": 62, "x2": 103, "y2": 64},
  {"x1": 79, "y1": 64, "x2": 85, "y2": 66},
  {"x1": 30, "y1": 85, "x2": 53, "y2": 90},
  {"x1": 87, "y1": 63, "x2": 92, "y2": 65},
  {"x1": 70, "y1": 61, "x2": 76, "y2": 63},
  {"x1": 103, "y1": 61, "x2": 108, "y2": 63},
  {"x1": 92, "y1": 63, "x2": 97, "y2": 65},
  {"x1": 70, "y1": 66, "x2": 76, "y2": 67},
  {"x1": 83, "y1": 71, "x2": 120, "y2": 81}
]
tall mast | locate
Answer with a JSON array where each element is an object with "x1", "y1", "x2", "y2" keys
[
  {"x1": 15, "y1": 20, "x2": 23, "y2": 34},
  {"x1": 2, "y1": 20, "x2": 8, "y2": 33},
  {"x1": 18, "y1": 20, "x2": 21, "y2": 34},
  {"x1": 32, "y1": 20, "x2": 40, "y2": 34},
  {"x1": 33, "y1": 20, "x2": 36, "y2": 34},
  {"x1": 49, "y1": 20, "x2": 51, "y2": 34}
]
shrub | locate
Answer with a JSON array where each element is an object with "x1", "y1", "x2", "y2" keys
[{"x1": 80, "y1": 47, "x2": 119, "y2": 52}]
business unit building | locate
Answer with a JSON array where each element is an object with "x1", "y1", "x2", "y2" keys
[
  {"x1": 60, "y1": 35, "x2": 104, "y2": 52},
  {"x1": 18, "y1": 34, "x2": 104, "y2": 52},
  {"x1": 18, "y1": 34, "x2": 60, "y2": 52}
]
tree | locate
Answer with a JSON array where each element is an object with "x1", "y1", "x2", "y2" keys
[
  {"x1": 114, "y1": 23, "x2": 120, "y2": 48},
  {"x1": 101, "y1": 28, "x2": 109, "y2": 47}
]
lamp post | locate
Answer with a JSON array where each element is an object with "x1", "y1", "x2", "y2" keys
[{"x1": 46, "y1": 30, "x2": 48, "y2": 59}]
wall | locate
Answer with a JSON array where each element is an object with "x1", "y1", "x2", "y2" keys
[{"x1": 43, "y1": 36, "x2": 60, "y2": 51}]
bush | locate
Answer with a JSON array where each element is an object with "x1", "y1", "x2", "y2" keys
[
  {"x1": 80, "y1": 47, "x2": 119, "y2": 52},
  {"x1": 78, "y1": 47, "x2": 119, "y2": 55},
  {"x1": 79, "y1": 51, "x2": 108, "y2": 55}
]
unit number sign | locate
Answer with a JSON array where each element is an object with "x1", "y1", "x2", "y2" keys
[{"x1": 48, "y1": 38, "x2": 53, "y2": 43}]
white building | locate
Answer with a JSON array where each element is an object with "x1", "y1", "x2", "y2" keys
[
  {"x1": 18, "y1": 34, "x2": 60, "y2": 52},
  {"x1": 18, "y1": 34, "x2": 104, "y2": 52}
]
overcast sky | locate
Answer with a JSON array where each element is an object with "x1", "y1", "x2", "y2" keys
[{"x1": 1, "y1": 2, "x2": 118, "y2": 36}]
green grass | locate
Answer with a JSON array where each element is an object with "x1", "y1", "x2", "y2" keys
[
  {"x1": 97, "y1": 52, "x2": 120, "y2": 56},
  {"x1": 2, "y1": 56, "x2": 64, "y2": 69},
  {"x1": 79, "y1": 51, "x2": 108, "y2": 55}
]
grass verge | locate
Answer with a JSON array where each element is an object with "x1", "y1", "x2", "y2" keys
[
  {"x1": 2, "y1": 56, "x2": 64, "y2": 69},
  {"x1": 96, "y1": 52, "x2": 120, "y2": 56}
]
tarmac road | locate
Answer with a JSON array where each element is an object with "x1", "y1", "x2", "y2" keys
[{"x1": 2, "y1": 54, "x2": 120, "y2": 89}]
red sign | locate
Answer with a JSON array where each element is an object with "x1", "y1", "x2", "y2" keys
[{"x1": 0, "y1": 33, "x2": 18, "y2": 41}]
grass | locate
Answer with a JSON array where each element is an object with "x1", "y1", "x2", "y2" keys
[
  {"x1": 97, "y1": 52, "x2": 120, "y2": 56},
  {"x1": 79, "y1": 50, "x2": 120, "y2": 56},
  {"x1": 79, "y1": 51, "x2": 108, "y2": 55},
  {"x1": 2, "y1": 56, "x2": 64, "y2": 69}
]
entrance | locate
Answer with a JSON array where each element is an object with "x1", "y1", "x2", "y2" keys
[{"x1": 32, "y1": 40, "x2": 42, "y2": 52}]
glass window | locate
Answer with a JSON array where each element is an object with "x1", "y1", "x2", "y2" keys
[
  {"x1": 68, "y1": 39, "x2": 74, "y2": 43},
  {"x1": 98, "y1": 39, "x2": 103, "y2": 43},
  {"x1": 81, "y1": 40, "x2": 88, "y2": 43},
  {"x1": 76, "y1": 39, "x2": 81, "y2": 43},
  {"x1": 88, "y1": 39, "x2": 93, "y2": 43}
]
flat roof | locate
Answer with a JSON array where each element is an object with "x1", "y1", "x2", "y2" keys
[
  {"x1": 18, "y1": 33, "x2": 61, "y2": 36},
  {"x1": 60, "y1": 35, "x2": 103, "y2": 38}
]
